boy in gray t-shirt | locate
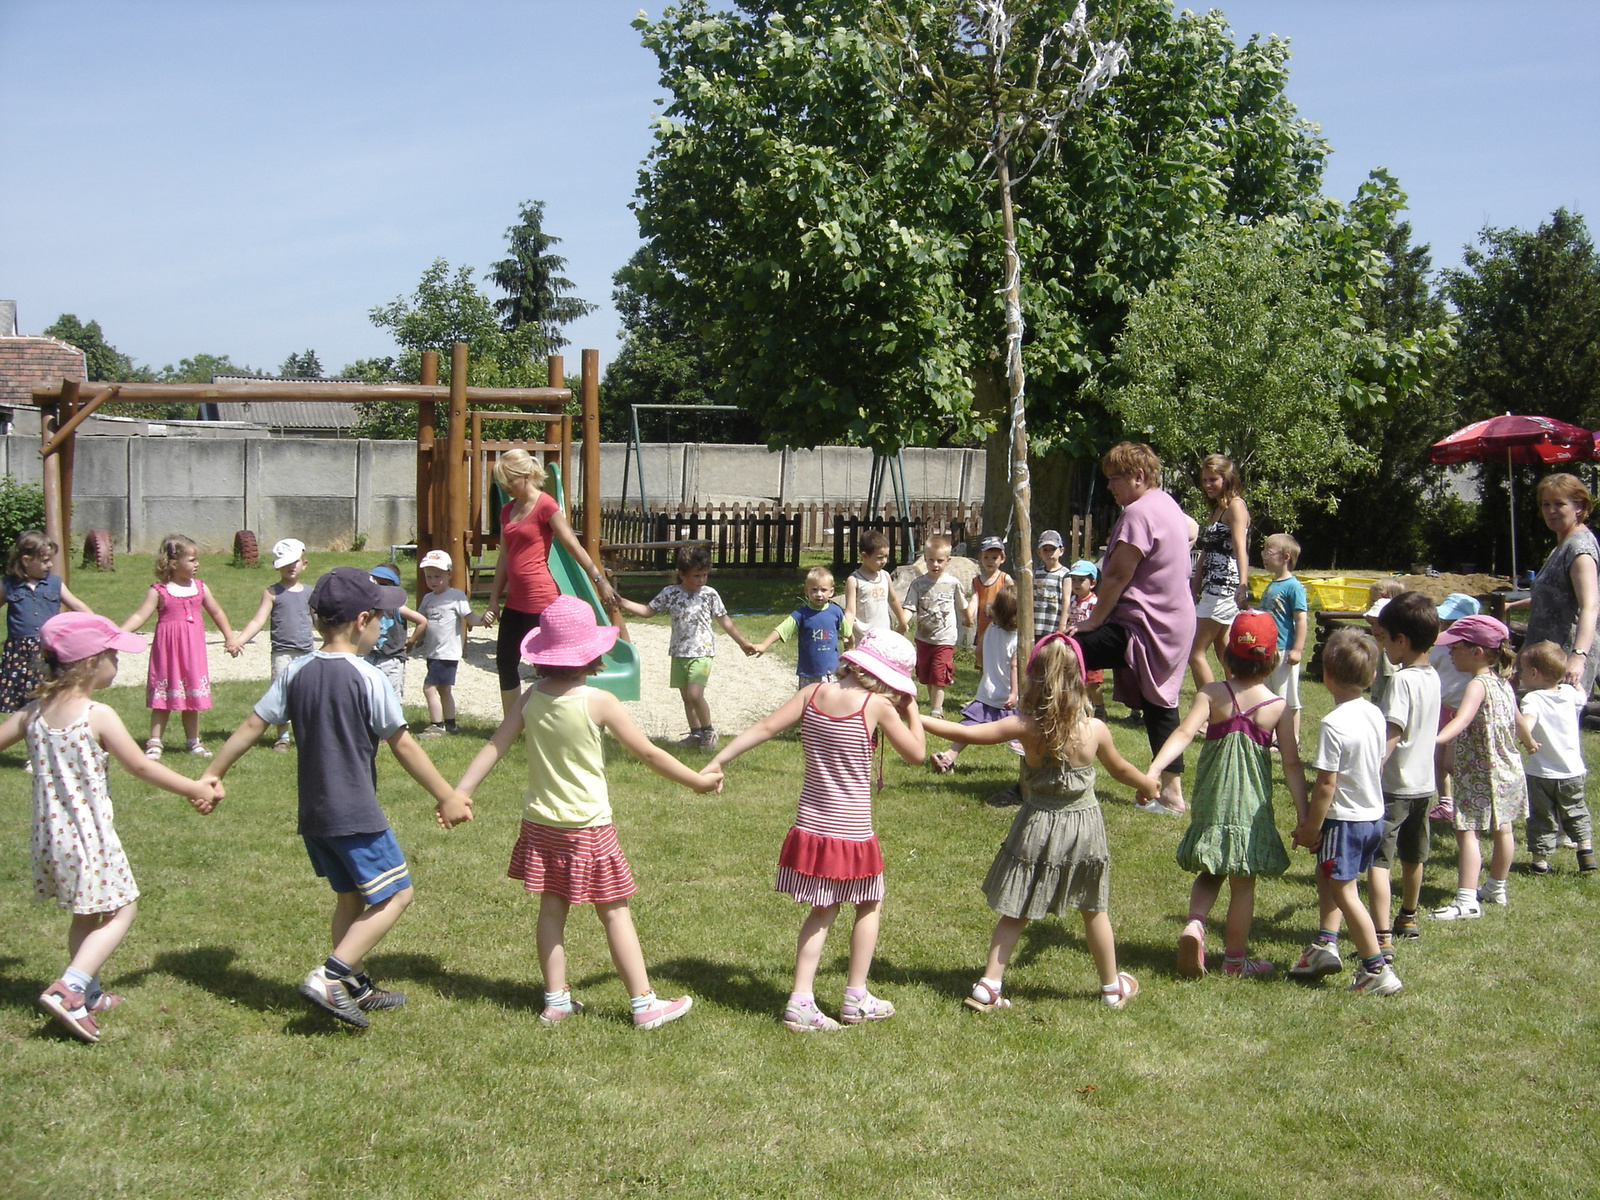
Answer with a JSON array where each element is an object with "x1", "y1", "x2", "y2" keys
[
  {"x1": 904, "y1": 535, "x2": 970, "y2": 718},
  {"x1": 204, "y1": 567, "x2": 471, "y2": 1029},
  {"x1": 413, "y1": 550, "x2": 483, "y2": 738}
]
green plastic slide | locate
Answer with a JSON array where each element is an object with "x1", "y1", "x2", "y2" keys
[{"x1": 542, "y1": 465, "x2": 640, "y2": 701}]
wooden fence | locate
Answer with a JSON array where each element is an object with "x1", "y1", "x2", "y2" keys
[{"x1": 596, "y1": 499, "x2": 984, "y2": 573}]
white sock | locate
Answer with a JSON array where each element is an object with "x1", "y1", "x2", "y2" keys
[{"x1": 1456, "y1": 887, "x2": 1477, "y2": 907}]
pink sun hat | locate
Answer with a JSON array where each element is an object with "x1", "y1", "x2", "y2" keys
[
  {"x1": 41, "y1": 612, "x2": 147, "y2": 663},
  {"x1": 840, "y1": 628, "x2": 918, "y2": 697},
  {"x1": 519, "y1": 595, "x2": 620, "y2": 667}
]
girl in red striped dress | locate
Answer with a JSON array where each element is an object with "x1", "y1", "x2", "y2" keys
[
  {"x1": 710, "y1": 630, "x2": 925, "y2": 1032},
  {"x1": 457, "y1": 596, "x2": 722, "y2": 1031}
]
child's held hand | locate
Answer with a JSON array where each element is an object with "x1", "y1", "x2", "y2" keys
[
  {"x1": 1291, "y1": 819, "x2": 1320, "y2": 850},
  {"x1": 694, "y1": 765, "x2": 724, "y2": 794},
  {"x1": 744, "y1": 645, "x2": 760, "y2": 657},
  {"x1": 190, "y1": 776, "x2": 224, "y2": 814},
  {"x1": 436, "y1": 791, "x2": 474, "y2": 829}
]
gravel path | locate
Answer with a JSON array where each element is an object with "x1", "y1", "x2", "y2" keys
[{"x1": 109, "y1": 621, "x2": 799, "y2": 739}]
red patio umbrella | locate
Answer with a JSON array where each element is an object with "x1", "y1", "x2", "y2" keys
[{"x1": 1428, "y1": 413, "x2": 1597, "y2": 578}]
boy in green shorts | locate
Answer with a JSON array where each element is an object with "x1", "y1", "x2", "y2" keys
[{"x1": 613, "y1": 546, "x2": 758, "y2": 749}]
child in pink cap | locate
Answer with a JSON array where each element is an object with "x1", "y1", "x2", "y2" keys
[
  {"x1": 710, "y1": 629, "x2": 926, "y2": 1032},
  {"x1": 456, "y1": 595, "x2": 719, "y2": 1030},
  {"x1": 0, "y1": 613, "x2": 220, "y2": 1042},
  {"x1": 1432, "y1": 614, "x2": 1532, "y2": 920}
]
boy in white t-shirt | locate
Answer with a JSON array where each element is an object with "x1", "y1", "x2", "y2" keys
[
  {"x1": 1369, "y1": 591, "x2": 1441, "y2": 955},
  {"x1": 1428, "y1": 592, "x2": 1481, "y2": 820},
  {"x1": 412, "y1": 550, "x2": 483, "y2": 738},
  {"x1": 1289, "y1": 628, "x2": 1402, "y2": 996},
  {"x1": 1519, "y1": 639, "x2": 1596, "y2": 875}
]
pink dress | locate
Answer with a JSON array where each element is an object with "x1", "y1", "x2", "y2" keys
[
  {"x1": 774, "y1": 687, "x2": 885, "y2": 907},
  {"x1": 147, "y1": 581, "x2": 212, "y2": 711}
]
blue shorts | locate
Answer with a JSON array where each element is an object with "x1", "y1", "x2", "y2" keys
[
  {"x1": 424, "y1": 658, "x2": 459, "y2": 688},
  {"x1": 303, "y1": 829, "x2": 411, "y2": 902},
  {"x1": 1317, "y1": 818, "x2": 1384, "y2": 882}
]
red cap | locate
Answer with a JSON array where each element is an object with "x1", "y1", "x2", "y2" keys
[{"x1": 1228, "y1": 611, "x2": 1279, "y2": 660}]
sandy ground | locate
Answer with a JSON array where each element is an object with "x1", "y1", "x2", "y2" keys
[{"x1": 107, "y1": 622, "x2": 800, "y2": 739}]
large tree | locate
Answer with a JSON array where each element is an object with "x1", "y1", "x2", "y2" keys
[
  {"x1": 42, "y1": 314, "x2": 152, "y2": 383},
  {"x1": 488, "y1": 199, "x2": 597, "y2": 353},
  {"x1": 631, "y1": 0, "x2": 1331, "y2": 530},
  {"x1": 1442, "y1": 207, "x2": 1600, "y2": 430},
  {"x1": 1099, "y1": 217, "x2": 1374, "y2": 531}
]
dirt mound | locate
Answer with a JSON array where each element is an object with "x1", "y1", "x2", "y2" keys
[{"x1": 1388, "y1": 572, "x2": 1510, "y2": 604}]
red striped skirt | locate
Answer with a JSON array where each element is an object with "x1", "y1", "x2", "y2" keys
[
  {"x1": 774, "y1": 826, "x2": 885, "y2": 906},
  {"x1": 507, "y1": 819, "x2": 636, "y2": 904}
]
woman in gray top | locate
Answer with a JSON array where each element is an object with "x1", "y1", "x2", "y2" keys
[{"x1": 1522, "y1": 472, "x2": 1599, "y2": 697}]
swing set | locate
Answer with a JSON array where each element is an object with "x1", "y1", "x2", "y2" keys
[{"x1": 30, "y1": 342, "x2": 640, "y2": 699}]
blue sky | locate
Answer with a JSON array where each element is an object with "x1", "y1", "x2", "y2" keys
[{"x1": 1, "y1": 2, "x2": 1594, "y2": 377}]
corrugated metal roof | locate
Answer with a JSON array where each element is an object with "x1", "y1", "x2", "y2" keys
[{"x1": 208, "y1": 375, "x2": 379, "y2": 433}]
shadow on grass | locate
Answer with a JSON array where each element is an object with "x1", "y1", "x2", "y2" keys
[
  {"x1": 363, "y1": 950, "x2": 546, "y2": 1012},
  {"x1": 644, "y1": 955, "x2": 789, "y2": 1015}
]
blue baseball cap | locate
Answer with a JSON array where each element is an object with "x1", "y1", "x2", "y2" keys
[
  {"x1": 1067, "y1": 559, "x2": 1099, "y2": 580},
  {"x1": 1437, "y1": 593, "x2": 1481, "y2": 621}
]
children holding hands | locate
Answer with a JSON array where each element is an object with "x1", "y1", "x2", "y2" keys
[
  {"x1": 709, "y1": 629, "x2": 925, "y2": 1032},
  {"x1": 611, "y1": 545, "x2": 757, "y2": 749},
  {"x1": 1519, "y1": 640, "x2": 1595, "y2": 875},
  {"x1": 931, "y1": 582, "x2": 1019, "y2": 774},
  {"x1": 923, "y1": 634, "x2": 1156, "y2": 1012},
  {"x1": 203, "y1": 567, "x2": 473, "y2": 1028},
  {"x1": 1431, "y1": 615, "x2": 1530, "y2": 920},
  {"x1": 1366, "y1": 592, "x2": 1441, "y2": 950},
  {"x1": 753, "y1": 566, "x2": 851, "y2": 686},
  {"x1": 412, "y1": 549, "x2": 485, "y2": 738},
  {"x1": 1149, "y1": 612, "x2": 1307, "y2": 978},
  {"x1": 456, "y1": 595, "x2": 716, "y2": 1031},
  {"x1": 232, "y1": 537, "x2": 313, "y2": 750},
  {"x1": 1288, "y1": 628, "x2": 1403, "y2": 996},
  {"x1": 7, "y1": 613, "x2": 221, "y2": 1042},
  {"x1": 904, "y1": 534, "x2": 969, "y2": 719},
  {"x1": 843, "y1": 529, "x2": 908, "y2": 636}
]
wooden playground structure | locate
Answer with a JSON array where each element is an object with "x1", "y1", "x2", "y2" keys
[{"x1": 29, "y1": 343, "x2": 603, "y2": 599}]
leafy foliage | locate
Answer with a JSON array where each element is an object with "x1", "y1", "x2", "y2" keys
[
  {"x1": 42, "y1": 314, "x2": 152, "y2": 383},
  {"x1": 1097, "y1": 218, "x2": 1373, "y2": 530},
  {"x1": 488, "y1": 199, "x2": 597, "y2": 350},
  {"x1": 0, "y1": 475, "x2": 46, "y2": 564},
  {"x1": 630, "y1": 0, "x2": 1333, "y2": 459},
  {"x1": 279, "y1": 349, "x2": 324, "y2": 378},
  {"x1": 1442, "y1": 208, "x2": 1600, "y2": 430}
]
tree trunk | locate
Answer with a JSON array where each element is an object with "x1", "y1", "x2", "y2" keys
[{"x1": 972, "y1": 361, "x2": 1013, "y2": 539}]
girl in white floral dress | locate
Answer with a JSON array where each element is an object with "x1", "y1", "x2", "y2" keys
[
  {"x1": 0, "y1": 613, "x2": 218, "y2": 1042},
  {"x1": 1432, "y1": 615, "x2": 1531, "y2": 921}
]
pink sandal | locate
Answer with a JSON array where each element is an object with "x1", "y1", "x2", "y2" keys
[
  {"x1": 931, "y1": 751, "x2": 956, "y2": 775},
  {"x1": 1101, "y1": 972, "x2": 1139, "y2": 1009}
]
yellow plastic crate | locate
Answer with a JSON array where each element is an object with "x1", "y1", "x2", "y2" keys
[{"x1": 1303, "y1": 575, "x2": 1381, "y2": 612}]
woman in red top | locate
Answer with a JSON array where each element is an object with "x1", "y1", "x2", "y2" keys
[{"x1": 482, "y1": 449, "x2": 617, "y2": 713}]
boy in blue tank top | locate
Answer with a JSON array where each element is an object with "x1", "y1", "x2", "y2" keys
[{"x1": 755, "y1": 567, "x2": 853, "y2": 686}]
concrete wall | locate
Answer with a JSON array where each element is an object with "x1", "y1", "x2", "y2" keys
[{"x1": 0, "y1": 433, "x2": 985, "y2": 553}]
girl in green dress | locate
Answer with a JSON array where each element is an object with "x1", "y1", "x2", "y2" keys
[{"x1": 1150, "y1": 612, "x2": 1308, "y2": 979}]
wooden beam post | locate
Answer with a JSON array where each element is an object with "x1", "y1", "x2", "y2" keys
[
  {"x1": 40, "y1": 403, "x2": 62, "y2": 561},
  {"x1": 415, "y1": 351, "x2": 439, "y2": 601},
  {"x1": 56, "y1": 381, "x2": 79, "y2": 584},
  {"x1": 446, "y1": 342, "x2": 469, "y2": 594},
  {"x1": 581, "y1": 348, "x2": 601, "y2": 563}
]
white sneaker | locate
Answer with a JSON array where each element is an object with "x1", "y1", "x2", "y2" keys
[
  {"x1": 297, "y1": 968, "x2": 369, "y2": 1028},
  {"x1": 1347, "y1": 964, "x2": 1403, "y2": 996},
  {"x1": 1429, "y1": 901, "x2": 1481, "y2": 921}
]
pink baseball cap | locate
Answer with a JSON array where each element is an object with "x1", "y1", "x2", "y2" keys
[
  {"x1": 519, "y1": 594, "x2": 620, "y2": 667},
  {"x1": 840, "y1": 629, "x2": 918, "y2": 697},
  {"x1": 41, "y1": 612, "x2": 147, "y2": 663},
  {"x1": 1435, "y1": 613, "x2": 1511, "y2": 649}
]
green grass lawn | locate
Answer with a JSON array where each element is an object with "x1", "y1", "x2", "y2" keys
[{"x1": 2, "y1": 557, "x2": 1597, "y2": 1197}]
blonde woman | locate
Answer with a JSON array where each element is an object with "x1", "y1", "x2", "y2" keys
[
  {"x1": 1189, "y1": 454, "x2": 1250, "y2": 688},
  {"x1": 482, "y1": 449, "x2": 617, "y2": 714}
]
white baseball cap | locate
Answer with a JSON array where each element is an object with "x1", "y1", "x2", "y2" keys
[
  {"x1": 271, "y1": 538, "x2": 306, "y2": 569},
  {"x1": 420, "y1": 549, "x2": 452, "y2": 572}
]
